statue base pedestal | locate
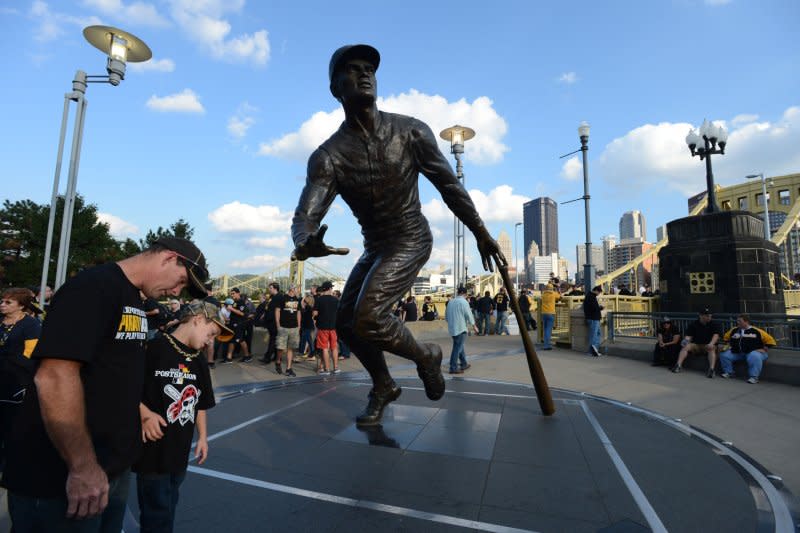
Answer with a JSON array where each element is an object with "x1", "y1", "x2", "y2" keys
[{"x1": 658, "y1": 211, "x2": 785, "y2": 314}]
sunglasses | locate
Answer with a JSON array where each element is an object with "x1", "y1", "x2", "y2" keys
[{"x1": 175, "y1": 253, "x2": 209, "y2": 281}]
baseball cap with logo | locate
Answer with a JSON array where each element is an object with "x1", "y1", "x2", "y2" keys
[
  {"x1": 182, "y1": 301, "x2": 234, "y2": 342},
  {"x1": 154, "y1": 237, "x2": 209, "y2": 299},
  {"x1": 700, "y1": 308, "x2": 712, "y2": 315},
  {"x1": 319, "y1": 280, "x2": 334, "y2": 292}
]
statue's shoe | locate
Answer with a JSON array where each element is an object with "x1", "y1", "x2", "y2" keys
[
  {"x1": 417, "y1": 343, "x2": 445, "y2": 401},
  {"x1": 356, "y1": 384, "x2": 402, "y2": 427}
]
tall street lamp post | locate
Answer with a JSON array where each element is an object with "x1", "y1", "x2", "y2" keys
[
  {"x1": 515, "y1": 222, "x2": 522, "y2": 290},
  {"x1": 746, "y1": 173, "x2": 771, "y2": 240},
  {"x1": 560, "y1": 121, "x2": 595, "y2": 294},
  {"x1": 685, "y1": 119, "x2": 728, "y2": 215},
  {"x1": 440, "y1": 125, "x2": 475, "y2": 292},
  {"x1": 40, "y1": 25, "x2": 151, "y2": 299}
]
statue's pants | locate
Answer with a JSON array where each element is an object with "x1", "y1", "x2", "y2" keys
[{"x1": 336, "y1": 231, "x2": 432, "y2": 391}]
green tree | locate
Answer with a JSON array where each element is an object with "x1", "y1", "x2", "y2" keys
[
  {"x1": 138, "y1": 218, "x2": 196, "y2": 250},
  {"x1": 0, "y1": 195, "x2": 123, "y2": 287}
]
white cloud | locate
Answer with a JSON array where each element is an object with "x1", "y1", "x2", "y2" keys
[
  {"x1": 146, "y1": 89, "x2": 204, "y2": 113},
  {"x1": 227, "y1": 102, "x2": 258, "y2": 138},
  {"x1": 423, "y1": 185, "x2": 530, "y2": 224},
  {"x1": 97, "y1": 212, "x2": 139, "y2": 238},
  {"x1": 82, "y1": 0, "x2": 169, "y2": 27},
  {"x1": 557, "y1": 72, "x2": 578, "y2": 84},
  {"x1": 731, "y1": 113, "x2": 759, "y2": 126},
  {"x1": 169, "y1": 0, "x2": 270, "y2": 66},
  {"x1": 129, "y1": 58, "x2": 176, "y2": 73},
  {"x1": 31, "y1": 1, "x2": 101, "y2": 42},
  {"x1": 208, "y1": 201, "x2": 292, "y2": 233},
  {"x1": 259, "y1": 90, "x2": 509, "y2": 165},
  {"x1": 246, "y1": 236, "x2": 288, "y2": 248},
  {"x1": 597, "y1": 106, "x2": 800, "y2": 195},
  {"x1": 228, "y1": 116, "x2": 254, "y2": 138},
  {"x1": 230, "y1": 254, "x2": 284, "y2": 270},
  {"x1": 560, "y1": 156, "x2": 582, "y2": 181}
]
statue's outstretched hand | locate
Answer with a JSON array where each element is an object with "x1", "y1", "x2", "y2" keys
[
  {"x1": 475, "y1": 230, "x2": 507, "y2": 273},
  {"x1": 292, "y1": 224, "x2": 349, "y2": 261}
]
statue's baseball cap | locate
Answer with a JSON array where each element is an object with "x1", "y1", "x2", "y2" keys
[
  {"x1": 154, "y1": 237, "x2": 209, "y2": 299},
  {"x1": 328, "y1": 44, "x2": 380, "y2": 88}
]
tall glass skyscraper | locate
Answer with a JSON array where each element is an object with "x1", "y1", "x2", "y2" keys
[
  {"x1": 619, "y1": 210, "x2": 646, "y2": 241},
  {"x1": 523, "y1": 197, "x2": 558, "y2": 282}
]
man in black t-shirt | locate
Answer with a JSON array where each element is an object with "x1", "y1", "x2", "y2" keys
[
  {"x1": 223, "y1": 287, "x2": 251, "y2": 363},
  {"x1": 421, "y1": 296, "x2": 436, "y2": 321},
  {"x1": 673, "y1": 308, "x2": 722, "y2": 378},
  {"x1": 274, "y1": 286, "x2": 301, "y2": 377},
  {"x1": 402, "y1": 296, "x2": 418, "y2": 322},
  {"x1": 313, "y1": 281, "x2": 340, "y2": 374},
  {"x1": 494, "y1": 288, "x2": 510, "y2": 335},
  {"x1": 203, "y1": 282, "x2": 221, "y2": 368},
  {"x1": 2, "y1": 237, "x2": 209, "y2": 532},
  {"x1": 476, "y1": 291, "x2": 495, "y2": 335},
  {"x1": 257, "y1": 283, "x2": 281, "y2": 363}
]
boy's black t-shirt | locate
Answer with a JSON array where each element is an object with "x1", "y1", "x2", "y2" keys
[
  {"x1": 2, "y1": 262, "x2": 147, "y2": 497},
  {"x1": 275, "y1": 294, "x2": 301, "y2": 328},
  {"x1": 495, "y1": 294, "x2": 509, "y2": 312},
  {"x1": 133, "y1": 334, "x2": 215, "y2": 475},
  {"x1": 313, "y1": 295, "x2": 339, "y2": 330}
]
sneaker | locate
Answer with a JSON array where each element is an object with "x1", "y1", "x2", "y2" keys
[
  {"x1": 208, "y1": 362, "x2": 216, "y2": 369},
  {"x1": 449, "y1": 369, "x2": 464, "y2": 374},
  {"x1": 285, "y1": 368, "x2": 296, "y2": 377},
  {"x1": 747, "y1": 376, "x2": 759, "y2": 384},
  {"x1": 275, "y1": 363, "x2": 282, "y2": 374},
  {"x1": 460, "y1": 363, "x2": 471, "y2": 371},
  {"x1": 333, "y1": 368, "x2": 342, "y2": 374},
  {"x1": 356, "y1": 384, "x2": 402, "y2": 426},
  {"x1": 241, "y1": 356, "x2": 253, "y2": 363},
  {"x1": 589, "y1": 345, "x2": 600, "y2": 357},
  {"x1": 318, "y1": 370, "x2": 331, "y2": 376},
  {"x1": 221, "y1": 358, "x2": 234, "y2": 365},
  {"x1": 720, "y1": 372, "x2": 733, "y2": 379},
  {"x1": 706, "y1": 368, "x2": 714, "y2": 379},
  {"x1": 416, "y1": 343, "x2": 445, "y2": 401},
  {"x1": 671, "y1": 365, "x2": 682, "y2": 373},
  {"x1": 259, "y1": 357, "x2": 270, "y2": 364}
]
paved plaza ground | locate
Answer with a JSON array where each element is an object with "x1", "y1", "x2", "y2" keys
[{"x1": 2, "y1": 334, "x2": 798, "y2": 531}]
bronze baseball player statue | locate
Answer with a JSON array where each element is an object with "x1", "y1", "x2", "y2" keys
[{"x1": 292, "y1": 44, "x2": 506, "y2": 426}]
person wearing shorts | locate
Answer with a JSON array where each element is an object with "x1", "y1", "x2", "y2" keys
[
  {"x1": 673, "y1": 308, "x2": 721, "y2": 378},
  {"x1": 313, "y1": 281, "x2": 340, "y2": 375},
  {"x1": 274, "y1": 286, "x2": 301, "y2": 377}
]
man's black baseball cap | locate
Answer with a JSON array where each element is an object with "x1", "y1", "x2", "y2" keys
[
  {"x1": 328, "y1": 44, "x2": 380, "y2": 85},
  {"x1": 154, "y1": 237, "x2": 209, "y2": 299},
  {"x1": 700, "y1": 307, "x2": 712, "y2": 315}
]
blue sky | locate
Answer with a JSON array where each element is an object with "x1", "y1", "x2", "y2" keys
[{"x1": 1, "y1": 0, "x2": 799, "y2": 279}]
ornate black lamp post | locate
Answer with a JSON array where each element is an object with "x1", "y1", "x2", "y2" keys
[{"x1": 685, "y1": 120, "x2": 728, "y2": 214}]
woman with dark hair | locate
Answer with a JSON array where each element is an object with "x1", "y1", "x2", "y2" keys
[
  {"x1": 653, "y1": 318, "x2": 681, "y2": 367},
  {"x1": 0, "y1": 288, "x2": 42, "y2": 468}
]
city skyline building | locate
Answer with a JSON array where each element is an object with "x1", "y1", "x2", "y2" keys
[
  {"x1": 607, "y1": 240, "x2": 654, "y2": 289},
  {"x1": 531, "y1": 253, "x2": 560, "y2": 287},
  {"x1": 523, "y1": 197, "x2": 558, "y2": 283},
  {"x1": 497, "y1": 230, "x2": 512, "y2": 267},
  {"x1": 576, "y1": 244, "x2": 605, "y2": 284},
  {"x1": 619, "y1": 210, "x2": 647, "y2": 241}
]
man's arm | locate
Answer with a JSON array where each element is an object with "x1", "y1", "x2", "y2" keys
[
  {"x1": 291, "y1": 148, "x2": 348, "y2": 260},
  {"x1": 411, "y1": 121, "x2": 506, "y2": 270},
  {"x1": 35, "y1": 358, "x2": 109, "y2": 519}
]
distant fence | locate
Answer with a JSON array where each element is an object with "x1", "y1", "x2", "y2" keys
[{"x1": 608, "y1": 311, "x2": 800, "y2": 352}]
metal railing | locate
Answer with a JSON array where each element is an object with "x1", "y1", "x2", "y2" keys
[{"x1": 608, "y1": 311, "x2": 800, "y2": 351}]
